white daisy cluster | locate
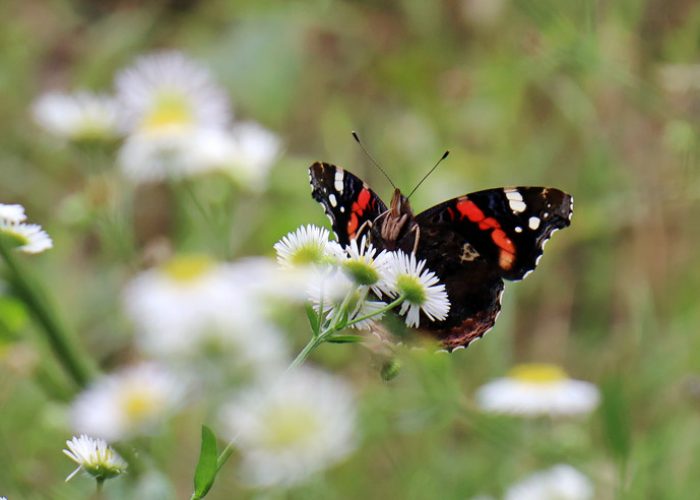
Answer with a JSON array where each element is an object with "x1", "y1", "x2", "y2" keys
[
  {"x1": 475, "y1": 363, "x2": 600, "y2": 418},
  {"x1": 274, "y1": 225, "x2": 450, "y2": 332},
  {"x1": 63, "y1": 434, "x2": 127, "y2": 482},
  {"x1": 220, "y1": 367, "x2": 356, "y2": 487},
  {"x1": 32, "y1": 51, "x2": 281, "y2": 188},
  {"x1": 122, "y1": 254, "x2": 289, "y2": 381},
  {"x1": 0, "y1": 203, "x2": 53, "y2": 254}
]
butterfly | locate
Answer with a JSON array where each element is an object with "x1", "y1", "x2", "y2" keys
[{"x1": 309, "y1": 161, "x2": 573, "y2": 350}]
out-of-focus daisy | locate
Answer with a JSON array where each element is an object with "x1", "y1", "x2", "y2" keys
[
  {"x1": 220, "y1": 367, "x2": 356, "y2": 488},
  {"x1": 274, "y1": 225, "x2": 344, "y2": 268},
  {"x1": 115, "y1": 51, "x2": 230, "y2": 134},
  {"x1": 32, "y1": 91, "x2": 122, "y2": 142},
  {"x1": 378, "y1": 250, "x2": 450, "y2": 327},
  {"x1": 123, "y1": 255, "x2": 288, "y2": 376},
  {"x1": 475, "y1": 364, "x2": 600, "y2": 417},
  {"x1": 0, "y1": 203, "x2": 53, "y2": 254},
  {"x1": 71, "y1": 363, "x2": 184, "y2": 441},
  {"x1": 189, "y1": 122, "x2": 282, "y2": 191},
  {"x1": 505, "y1": 464, "x2": 593, "y2": 500},
  {"x1": 63, "y1": 434, "x2": 127, "y2": 482},
  {"x1": 0, "y1": 204, "x2": 26, "y2": 224}
]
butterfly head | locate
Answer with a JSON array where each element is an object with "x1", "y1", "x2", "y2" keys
[{"x1": 379, "y1": 189, "x2": 416, "y2": 246}]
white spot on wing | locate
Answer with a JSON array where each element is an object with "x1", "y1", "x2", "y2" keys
[
  {"x1": 515, "y1": 226, "x2": 523, "y2": 233},
  {"x1": 340, "y1": 206, "x2": 345, "y2": 213},
  {"x1": 528, "y1": 216, "x2": 541, "y2": 230},
  {"x1": 334, "y1": 170, "x2": 344, "y2": 193},
  {"x1": 509, "y1": 200, "x2": 527, "y2": 213},
  {"x1": 329, "y1": 193, "x2": 337, "y2": 207}
]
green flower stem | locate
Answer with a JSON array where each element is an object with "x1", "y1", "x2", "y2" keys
[
  {"x1": 344, "y1": 296, "x2": 404, "y2": 328},
  {"x1": 0, "y1": 236, "x2": 94, "y2": 388}
]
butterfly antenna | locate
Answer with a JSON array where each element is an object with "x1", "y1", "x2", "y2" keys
[
  {"x1": 407, "y1": 150, "x2": 450, "y2": 199},
  {"x1": 352, "y1": 131, "x2": 396, "y2": 189}
]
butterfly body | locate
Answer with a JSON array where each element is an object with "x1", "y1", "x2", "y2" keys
[{"x1": 309, "y1": 161, "x2": 573, "y2": 350}]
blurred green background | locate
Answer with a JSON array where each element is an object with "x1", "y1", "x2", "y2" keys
[{"x1": 2, "y1": 0, "x2": 700, "y2": 498}]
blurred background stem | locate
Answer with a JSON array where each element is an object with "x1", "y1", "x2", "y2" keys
[{"x1": 0, "y1": 236, "x2": 95, "y2": 389}]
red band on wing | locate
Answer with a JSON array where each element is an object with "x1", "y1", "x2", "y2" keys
[{"x1": 456, "y1": 198, "x2": 516, "y2": 270}]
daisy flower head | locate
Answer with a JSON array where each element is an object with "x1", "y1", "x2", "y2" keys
[
  {"x1": 378, "y1": 250, "x2": 450, "y2": 327},
  {"x1": 220, "y1": 367, "x2": 357, "y2": 488},
  {"x1": 274, "y1": 225, "x2": 344, "y2": 268},
  {"x1": 123, "y1": 255, "x2": 288, "y2": 378},
  {"x1": 505, "y1": 464, "x2": 593, "y2": 500},
  {"x1": 71, "y1": 363, "x2": 184, "y2": 441},
  {"x1": 475, "y1": 363, "x2": 600, "y2": 418},
  {"x1": 115, "y1": 50, "x2": 230, "y2": 134},
  {"x1": 32, "y1": 91, "x2": 122, "y2": 142},
  {"x1": 63, "y1": 434, "x2": 127, "y2": 482},
  {"x1": 341, "y1": 237, "x2": 385, "y2": 292},
  {"x1": 0, "y1": 203, "x2": 52, "y2": 254}
]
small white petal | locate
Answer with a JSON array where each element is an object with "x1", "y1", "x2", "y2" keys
[{"x1": 505, "y1": 464, "x2": 593, "y2": 500}]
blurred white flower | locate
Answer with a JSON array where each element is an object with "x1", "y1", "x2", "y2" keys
[
  {"x1": 0, "y1": 203, "x2": 52, "y2": 254},
  {"x1": 117, "y1": 128, "x2": 202, "y2": 183},
  {"x1": 220, "y1": 367, "x2": 357, "y2": 488},
  {"x1": 505, "y1": 464, "x2": 593, "y2": 500},
  {"x1": 115, "y1": 51, "x2": 230, "y2": 134},
  {"x1": 342, "y1": 237, "x2": 385, "y2": 294},
  {"x1": 227, "y1": 257, "x2": 316, "y2": 305},
  {"x1": 71, "y1": 363, "x2": 184, "y2": 441},
  {"x1": 378, "y1": 250, "x2": 450, "y2": 327},
  {"x1": 63, "y1": 434, "x2": 127, "y2": 482},
  {"x1": 0, "y1": 204, "x2": 26, "y2": 224},
  {"x1": 274, "y1": 225, "x2": 344, "y2": 268},
  {"x1": 32, "y1": 91, "x2": 122, "y2": 142},
  {"x1": 123, "y1": 255, "x2": 288, "y2": 376},
  {"x1": 475, "y1": 364, "x2": 600, "y2": 417},
  {"x1": 190, "y1": 123, "x2": 282, "y2": 190}
]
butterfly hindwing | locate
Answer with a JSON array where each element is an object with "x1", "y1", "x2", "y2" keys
[
  {"x1": 415, "y1": 187, "x2": 573, "y2": 281},
  {"x1": 309, "y1": 162, "x2": 388, "y2": 246}
]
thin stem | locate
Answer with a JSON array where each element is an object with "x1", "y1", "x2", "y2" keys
[
  {"x1": 290, "y1": 335, "x2": 323, "y2": 369},
  {"x1": 344, "y1": 296, "x2": 404, "y2": 328},
  {"x1": 0, "y1": 236, "x2": 94, "y2": 388}
]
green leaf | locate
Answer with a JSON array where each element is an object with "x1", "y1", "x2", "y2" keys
[
  {"x1": 326, "y1": 334, "x2": 364, "y2": 344},
  {"x1": 193, "y1": 425, "x2": 219, "y2": 499},
  {"x1": 305, "y1": 303, "x2": 320, "y2": 336}
]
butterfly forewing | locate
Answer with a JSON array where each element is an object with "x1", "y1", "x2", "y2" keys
[{"x1": 309, "y1": 162, "x2": 388, "y2": 246}]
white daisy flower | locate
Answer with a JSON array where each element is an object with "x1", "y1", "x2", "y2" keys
[
  {"x1": 475, "y1": 364, "x2": 600, "y2": 417},
  {"x1": 63, "y1": 434, "x2": 127, "y2": 482},
  {"x1": 342, "y1": 237, "x2": 385, "y2": 293},
  {"x1": 378, "y1": 250, "x2": 450, "y2": 327},
  {"x1": 274, "y1": 225, "x2": 344, "y2": 268},
  {"x1": 227, "y1": 257, "x2": 317, "y2": 304},
  {"x1": 307, "y1": 268, "x2": 386, "y2": 330},
  {"x1": 117, "y1": 128, "x2": 206, "y2": 183},
  {"x1": 0, "y1": 204, "x2": 26, "y2": 224},
  {"x1": 32, "y1": 91, "x2": 122, "y2": 142},
  {"x1": 123, "y1": 255, "x2": 288, "y2": 377},
  {"x1": 0, "y1": 204, "x2": 52, "y2": 254},
  {"x1": 220, "y1": 367, "x2": 357, "y2": 488},
  {"x1": 505, "y1": 464, "x2": 593, "y2": 500},
  {"x1": 115, "y1": 51, "x2": 230, "y2": 134},
  {"x1": 71, "y1": 363, "x2": 184, "y2": 441}
]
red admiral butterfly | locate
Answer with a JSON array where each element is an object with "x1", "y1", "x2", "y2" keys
[{"x1": 309, "y1": 161, "x2": 573, "y2": 350}]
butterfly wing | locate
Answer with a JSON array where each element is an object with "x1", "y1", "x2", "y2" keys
[
  {"x1": 410, "y1": 187, "x2": 573, "y2": 349},
  {"x1": 309, "y1": 162, "x2": 388, "y2": 247},
  {"x1": 415, "y1": 187, "x2": 573, "y2": 281}
]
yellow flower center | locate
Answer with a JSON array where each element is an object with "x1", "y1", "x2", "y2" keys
[
  {"x1": 120, "y1": 387, "x2": 161, "y2": 422},
  {"x1": 508, "y1": 363, "x2": 568, "y2": 384},
  {"x1": 141, "y1": 90, "x2": 194, "y2": 131},
  {"x1": 162, "y1": 255, "x2": 214, "y2": 283},
  {"x1": 262, "y1": 404, "x2": 319, "y2": 450},
  {"x1": 290, "y1": 244, "x2": 325, "y2": 266}
]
